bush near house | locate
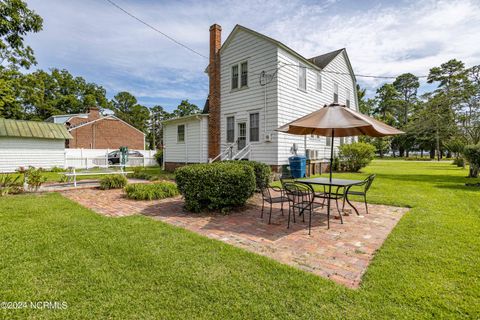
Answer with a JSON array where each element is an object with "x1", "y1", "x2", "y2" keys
[
  {"x1": 175, "y1": 162, "x2": 256, "y2": 213},
  {"x1": 154, "y1": 150, "x2": 163, "y2": 167},
  {"x1": 225, "y1": 160, "x2": 271, "y2": 190},
  {"x1": 338, "y1": 142, "x2": 376, "y2": 172},
  {"x1": 99, "y1": 175, "x2": 128, "y2": 190},
  {"x1": 21, "y1": 167, "x2": 47, "y2": 192},
  {"x1": 125, "y1": 181, "x2": 179, "y2": 200}
]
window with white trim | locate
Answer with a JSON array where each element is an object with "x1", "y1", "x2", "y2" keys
[
  {"x1": 240, "y1": 62, "x2": 248, "y2": 87},
  {"x1": 177, "y1": 124, "x2": 185, "y2": 143},
  {"x1": 316, "y1": 73, "x2": 322, "y2": 91},
  {"x1": 249, "y1": 113, "x2": 259, "y2": 142},
  {"x1": 226, "y1": 116, "x2": 235, "y2": 143},
  {"x1": 326, "y1": 136, "x2": 332, "y2": 146},
  {"x1": 345, "y1": 88, "x2": 350, "y2": 107},
  {"x1": 333, "y1": 82, "x2": 339, "y2": 103},
  {"x1": 231, "y1": 65, "x2": 239, "y2": 90},
  {"x1": 298, "y1": 63, "x2": 306, "y2": 91}
]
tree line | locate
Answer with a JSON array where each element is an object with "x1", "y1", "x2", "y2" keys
[
  {"x1": 0, "y1": 0, "x2": 201, "y2": 149},
  {"x1": 357, "y1": 60, "x2": 480, "y2": 164}
]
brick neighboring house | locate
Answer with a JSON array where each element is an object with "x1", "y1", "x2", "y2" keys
[{"x1": 46, "y1": 107, "x2": 145, "y2": 149}]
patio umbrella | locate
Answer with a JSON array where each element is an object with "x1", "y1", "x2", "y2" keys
[{"x1": 277, "y1": 103, "x2": 403, "y2": 226}]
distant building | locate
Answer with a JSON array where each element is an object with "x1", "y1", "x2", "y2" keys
[
  {"x1": 0, "y1": 118, "x2": 72, "y2": 172},
  {"x1": 46, "y1": 107, "x2": 145, "y2": 150}
]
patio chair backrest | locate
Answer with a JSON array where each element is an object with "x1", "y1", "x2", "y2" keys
[
  {"x1": 283, "y1": 182, "x2": 313, "y2": 204},
  {"x1": 365, "y1": 174, "x2": 376, "y2": 192}
]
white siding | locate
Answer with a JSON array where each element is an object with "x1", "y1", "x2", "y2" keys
[
  {"x1": 276, "y1": 49, "x2": 358, "y2": 165},
  {"x1": 220, "y1": 29, "x2": 279, "y2": 164},
  {"x1": 163, "y1": 116, "x2": 208, "y2": 164},
  {"x1": 0, "y1": 137, "x2": 65, "y2": 172}
]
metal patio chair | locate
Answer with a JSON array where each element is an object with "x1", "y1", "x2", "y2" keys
[
  {"x1": 343, "y1": 174, "x2": 376, "y2": 214},
  {"x1": 260, "y1": 184, "x2": 289, "y2": 224},
  {"x1": 283, "y1": 182, "x2": 315, "y2": 234}
]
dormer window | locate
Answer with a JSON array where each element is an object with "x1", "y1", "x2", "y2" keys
[{"x1": 231, "y1": 61, "x2": 248, "y2": 90}]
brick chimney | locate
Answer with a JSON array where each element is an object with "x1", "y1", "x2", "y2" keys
[
  {"x1": 87, "y1": 106, "x2": 100, "y2": 120},
  {"x1": 208, "y1": 24, "x2": 222, "y2": 160}
]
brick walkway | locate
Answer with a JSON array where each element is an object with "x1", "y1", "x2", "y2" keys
[{"x1": 61, "y1": 188, "x2": 408, "y2": 288}]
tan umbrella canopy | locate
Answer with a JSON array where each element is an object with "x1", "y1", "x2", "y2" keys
[
  {"x1": 277, "y1": 103, "x2": 403, "y2": 227},
  {"x1": 277, "y1": 103, "x2": 404, "y2": 137}
]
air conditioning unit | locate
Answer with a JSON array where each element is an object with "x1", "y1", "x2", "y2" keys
[
  {"x1": 306, "y1": 149, "x2": 317, "y2": 160},
  {"x1": 264, "y1": 132, "x2": 273, "y2": 142}
]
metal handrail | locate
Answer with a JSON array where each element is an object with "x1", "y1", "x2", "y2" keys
[{"x1": 209, "y1": 142, "x2": 237, "y2": 163}]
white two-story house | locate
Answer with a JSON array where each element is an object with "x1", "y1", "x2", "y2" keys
[{"x1": 162, "y1": 24, "x2": 358, "y2": 172}]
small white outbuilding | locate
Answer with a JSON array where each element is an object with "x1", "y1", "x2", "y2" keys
[{"x1": 0, "y1": 118, "x2": 73, "y2": 173}]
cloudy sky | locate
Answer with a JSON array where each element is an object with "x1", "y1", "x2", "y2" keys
[{"x1": 25, "y1": 0, "x2": 480, "y2": 112}]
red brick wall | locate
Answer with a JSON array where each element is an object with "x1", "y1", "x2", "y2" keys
[
  {"x1": 208, "y1": 24, "x2": 222, "y2": 160},
  {"x1": 68, "y1": 118, "x2": 144, "y2": 149}
]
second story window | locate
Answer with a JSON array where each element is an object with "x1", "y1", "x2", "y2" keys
[
  {"x1": 240, "y1": 62, "x2": 248, "y2": 87},
  {"x1": 249, "y1": 113, "x2": 259, "y2": 142},
  {"x1": 316, "y1": 73, "x2": 322, "y2": 91},
  {"x1": 345, "y1": 88, "x2": 350, "y2": 107},
  {"x1": 177, "y1": 124, "x2": 185, "y2": 143},
  {"x1": 298, "y1": 63, "x2": 306, "y2": 91},
  {"x1": 226, "y1": 116, "x2": 235, "y2": 143},
  {"x1": 231, "y1": 65, "x2": 239, "y2": 90},
  {"x1": 333, "y1": 82, "x2": 339, "y2": 103}
]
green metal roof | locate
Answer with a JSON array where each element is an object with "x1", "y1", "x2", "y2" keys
[{"x1": 0, "y1": 118, "x2": 73, "y2": 140}]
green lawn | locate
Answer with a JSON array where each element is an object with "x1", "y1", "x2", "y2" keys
[
  {"x1": 1, "y1": 166, "x2": 174, "y2": 183},
  {"x1": 0, "y1": 160, "x2": 479, "y2": 319}
]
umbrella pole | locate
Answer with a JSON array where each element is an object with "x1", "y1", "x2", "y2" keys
[{"x1": 327, "y1": 129, "x2": 334, "y2": 229}]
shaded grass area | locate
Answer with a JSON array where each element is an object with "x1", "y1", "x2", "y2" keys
[{"x1": 0, "y1": 161, "x2": 479, "y2": 319}]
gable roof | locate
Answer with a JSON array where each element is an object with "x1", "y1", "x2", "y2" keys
[
  {"x1": 221, "y1": 25, "x2": 320, "y2": 71},
  {"x1": 308, "y1": 49, "x2": 345, "y2": 69},
  {"x1": 0, "y1": 118, "x2": 72, "y2": 140},
  {"x1": 220, "y1": 25, "x2": 356, "y2": 83},
  {"x1": 67, "y1": 115, "x2": 146, "y2": 136}
]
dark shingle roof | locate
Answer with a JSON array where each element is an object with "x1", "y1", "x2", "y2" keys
[
  {"x1": 0, "y1": 118, "x2": 72, "y2": 140},
  {"x1": 308, "y1": 49, "x2": 344, "y2": 69}
]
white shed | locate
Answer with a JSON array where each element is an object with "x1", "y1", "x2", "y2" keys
[
  {"x1": 0, "y1": 118, "x2": 73, "y2": 173},
  {"x1": 162, "y1": 114, "x2": 209, "y2": 171}
]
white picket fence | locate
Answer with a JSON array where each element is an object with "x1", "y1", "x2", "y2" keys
[
  {"x1": 0, "y1": 148, "x2": 158, "y2": 173},
  {"x1": 64, "y1": 149, "x2": 157, "y2": 169}
]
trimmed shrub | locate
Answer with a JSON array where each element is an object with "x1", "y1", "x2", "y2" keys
[
  {"x1": 338, "y1": 142, "x2": 376, "y2": 172},
  {"x1": 175, "y1": 162, "x2": 256, "y2": 213},
  {"x1": 99, "y1": 175, "x2": 128, "y2": 190},
  {"x1": 463, "y1": 144, "x2": 480, "y2": 178},
  {"x1": 225, "y1": 160, "x2": 271, "y2": 190},
  {"x1": 125, "y1": 181, "x2": 179, "y2": 200},
  {"x1": 154, "y1": 150, "x2": 163, "y2": 167}
]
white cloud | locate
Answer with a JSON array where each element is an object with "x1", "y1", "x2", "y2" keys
[{"x1": 24, "y1": 0, "x2": 480, "y2": 106}]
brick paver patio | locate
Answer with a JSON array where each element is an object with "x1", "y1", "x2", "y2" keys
[{"x1": 61, "y1": 188, "x2": 408, "y2": 288}]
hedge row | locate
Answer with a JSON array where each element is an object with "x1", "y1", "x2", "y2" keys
[{"x1": 175, "y1": 161, "x2": 257, "y2": 212}]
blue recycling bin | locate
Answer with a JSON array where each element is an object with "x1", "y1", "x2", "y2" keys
[{"x1": 288, "y1": 155, "x2": 306, "y2": 178}]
